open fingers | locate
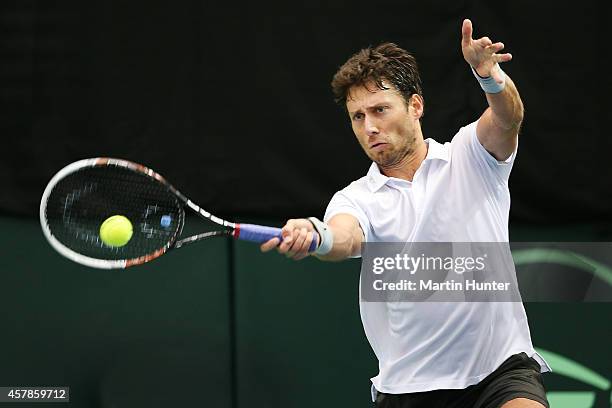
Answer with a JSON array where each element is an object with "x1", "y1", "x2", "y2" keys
[
  {"x1": 495, "y1": 53, "x2": 512, "y2": 63},
  {"x1": 482, "y1": 42, "x2": 512, "y2": 75},
  {"x1": 486, "y1": 42, "x2": 505, "y2": 54},
  {"x1": 487, "y1": 42, "x2": 512, "y2": 65},
  {"x1": 461, "y1": 19, "x2": 473, "y2": 46},
  {"x1": 476, "y1": 36, "x2": 493, "y2": 48}
]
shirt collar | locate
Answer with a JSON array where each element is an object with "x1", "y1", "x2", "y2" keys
[
  {"x1": 366, "y1": 138, "x2": 449, "y2": 192},
  {"x1": 424, "y1": 138, "x2": 449, "y2": 162}
]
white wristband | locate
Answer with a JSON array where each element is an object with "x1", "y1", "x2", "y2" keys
[
  {"x1": 471, "y1": 64, "x2": 506, "y2": 94},
  {"x1": 308, "y1": 217, "x2": 334, "y2": 256}
]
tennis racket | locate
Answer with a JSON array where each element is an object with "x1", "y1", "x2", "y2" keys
[{"x1": 40, "y1": 157, "x2": 317, "y2": 269}]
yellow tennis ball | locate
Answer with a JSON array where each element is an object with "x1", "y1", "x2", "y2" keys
[{"x1": 100, "y1": 215, "x2": 133, "y2": 247}]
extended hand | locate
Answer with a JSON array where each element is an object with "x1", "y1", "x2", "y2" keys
[
  {"x1": 260, "y1": 218, "x2": 317, "y2": 260},
  {"x1": 461, "y1": 19, "x2": 511, "y2": 84}
]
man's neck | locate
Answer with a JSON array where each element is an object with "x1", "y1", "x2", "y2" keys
[{"x1": 379, "y1": 139, "x2": 428, "y2": 181}]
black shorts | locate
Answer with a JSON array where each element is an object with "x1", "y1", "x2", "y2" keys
[{"x1": 374, "y1": 353, "x2": 549, "y2": 408}]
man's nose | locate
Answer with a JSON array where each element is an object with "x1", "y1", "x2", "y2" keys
[{"x1": 365, "y1": 116, "x2": 379, "y2": 136}]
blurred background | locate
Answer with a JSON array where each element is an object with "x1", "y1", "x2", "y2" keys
[{"x1": 1, "y1": 0, "x2": 610, "y2": 407}]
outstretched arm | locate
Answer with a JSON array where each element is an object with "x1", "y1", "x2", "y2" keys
[
  {"x1": 260, "y1": 214, "x2": 363, "y2": 261},
  {"x1": 462, "y1": 18, "x2": 524, "y2": 161}
]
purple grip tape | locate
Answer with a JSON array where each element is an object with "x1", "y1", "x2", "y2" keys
[{"x1": 237, "y1": 223, "x2": 317, "y2": 252}]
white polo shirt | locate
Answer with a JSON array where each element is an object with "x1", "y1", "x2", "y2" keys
[{"x1": 324, "y1": 121, "x2": 550, "y2": 398}]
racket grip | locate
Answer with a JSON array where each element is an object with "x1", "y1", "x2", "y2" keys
[{"x1": 234, "y1": 223, "x2": 317, "y2": 252}]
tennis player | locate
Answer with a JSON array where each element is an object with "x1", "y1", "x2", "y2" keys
[{"x1": 262, "y1": 19, "x2": 550, "y2": 408}]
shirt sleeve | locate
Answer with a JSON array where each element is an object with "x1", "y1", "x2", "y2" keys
[
  {"x1": 453, "y1": 120, "x2": 518, "y2": 184},
  {"x1": 323, "y1": 189, "x2": 371, "y2": 245}
]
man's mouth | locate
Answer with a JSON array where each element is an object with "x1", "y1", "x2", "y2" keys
[{"x1": 370, "y1": 142, "x2": 388, "y2": 151}]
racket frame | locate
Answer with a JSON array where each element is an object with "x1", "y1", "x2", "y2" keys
[{"x1": 40, "y1": 158, "x2": 237, "y2": 269}]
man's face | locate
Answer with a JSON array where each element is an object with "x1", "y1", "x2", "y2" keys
[{"x1": 346, "y1": 81, "x2": 423, "y2": 168}]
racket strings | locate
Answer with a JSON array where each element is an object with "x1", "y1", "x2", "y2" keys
[{"x1": 44, "y1": 165, "x2": 183, "y2": 261}]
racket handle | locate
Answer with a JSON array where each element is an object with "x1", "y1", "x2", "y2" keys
[{"x1": 234, "y1": 223, "x2": 317, "y2": 252}]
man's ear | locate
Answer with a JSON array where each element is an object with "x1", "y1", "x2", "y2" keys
[{"x1": 410, "y1": 94, "x2": 424, "y2": 119}]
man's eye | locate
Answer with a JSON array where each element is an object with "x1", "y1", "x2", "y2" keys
[
  {"x1": 376, "y1": 106, "x2": 387, "y2": 113},
  {"x1": 353, "y1": 113, "x2": 364, "y2": 120}
]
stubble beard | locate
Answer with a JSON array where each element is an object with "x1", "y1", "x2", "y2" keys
[{"x1": 371, "y1": 135, "x2": 416, "y2": 169}]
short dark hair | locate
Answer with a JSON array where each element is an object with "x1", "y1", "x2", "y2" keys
[{"x1": 331, "y1": 42, "x2": 423, "y2": 106}]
